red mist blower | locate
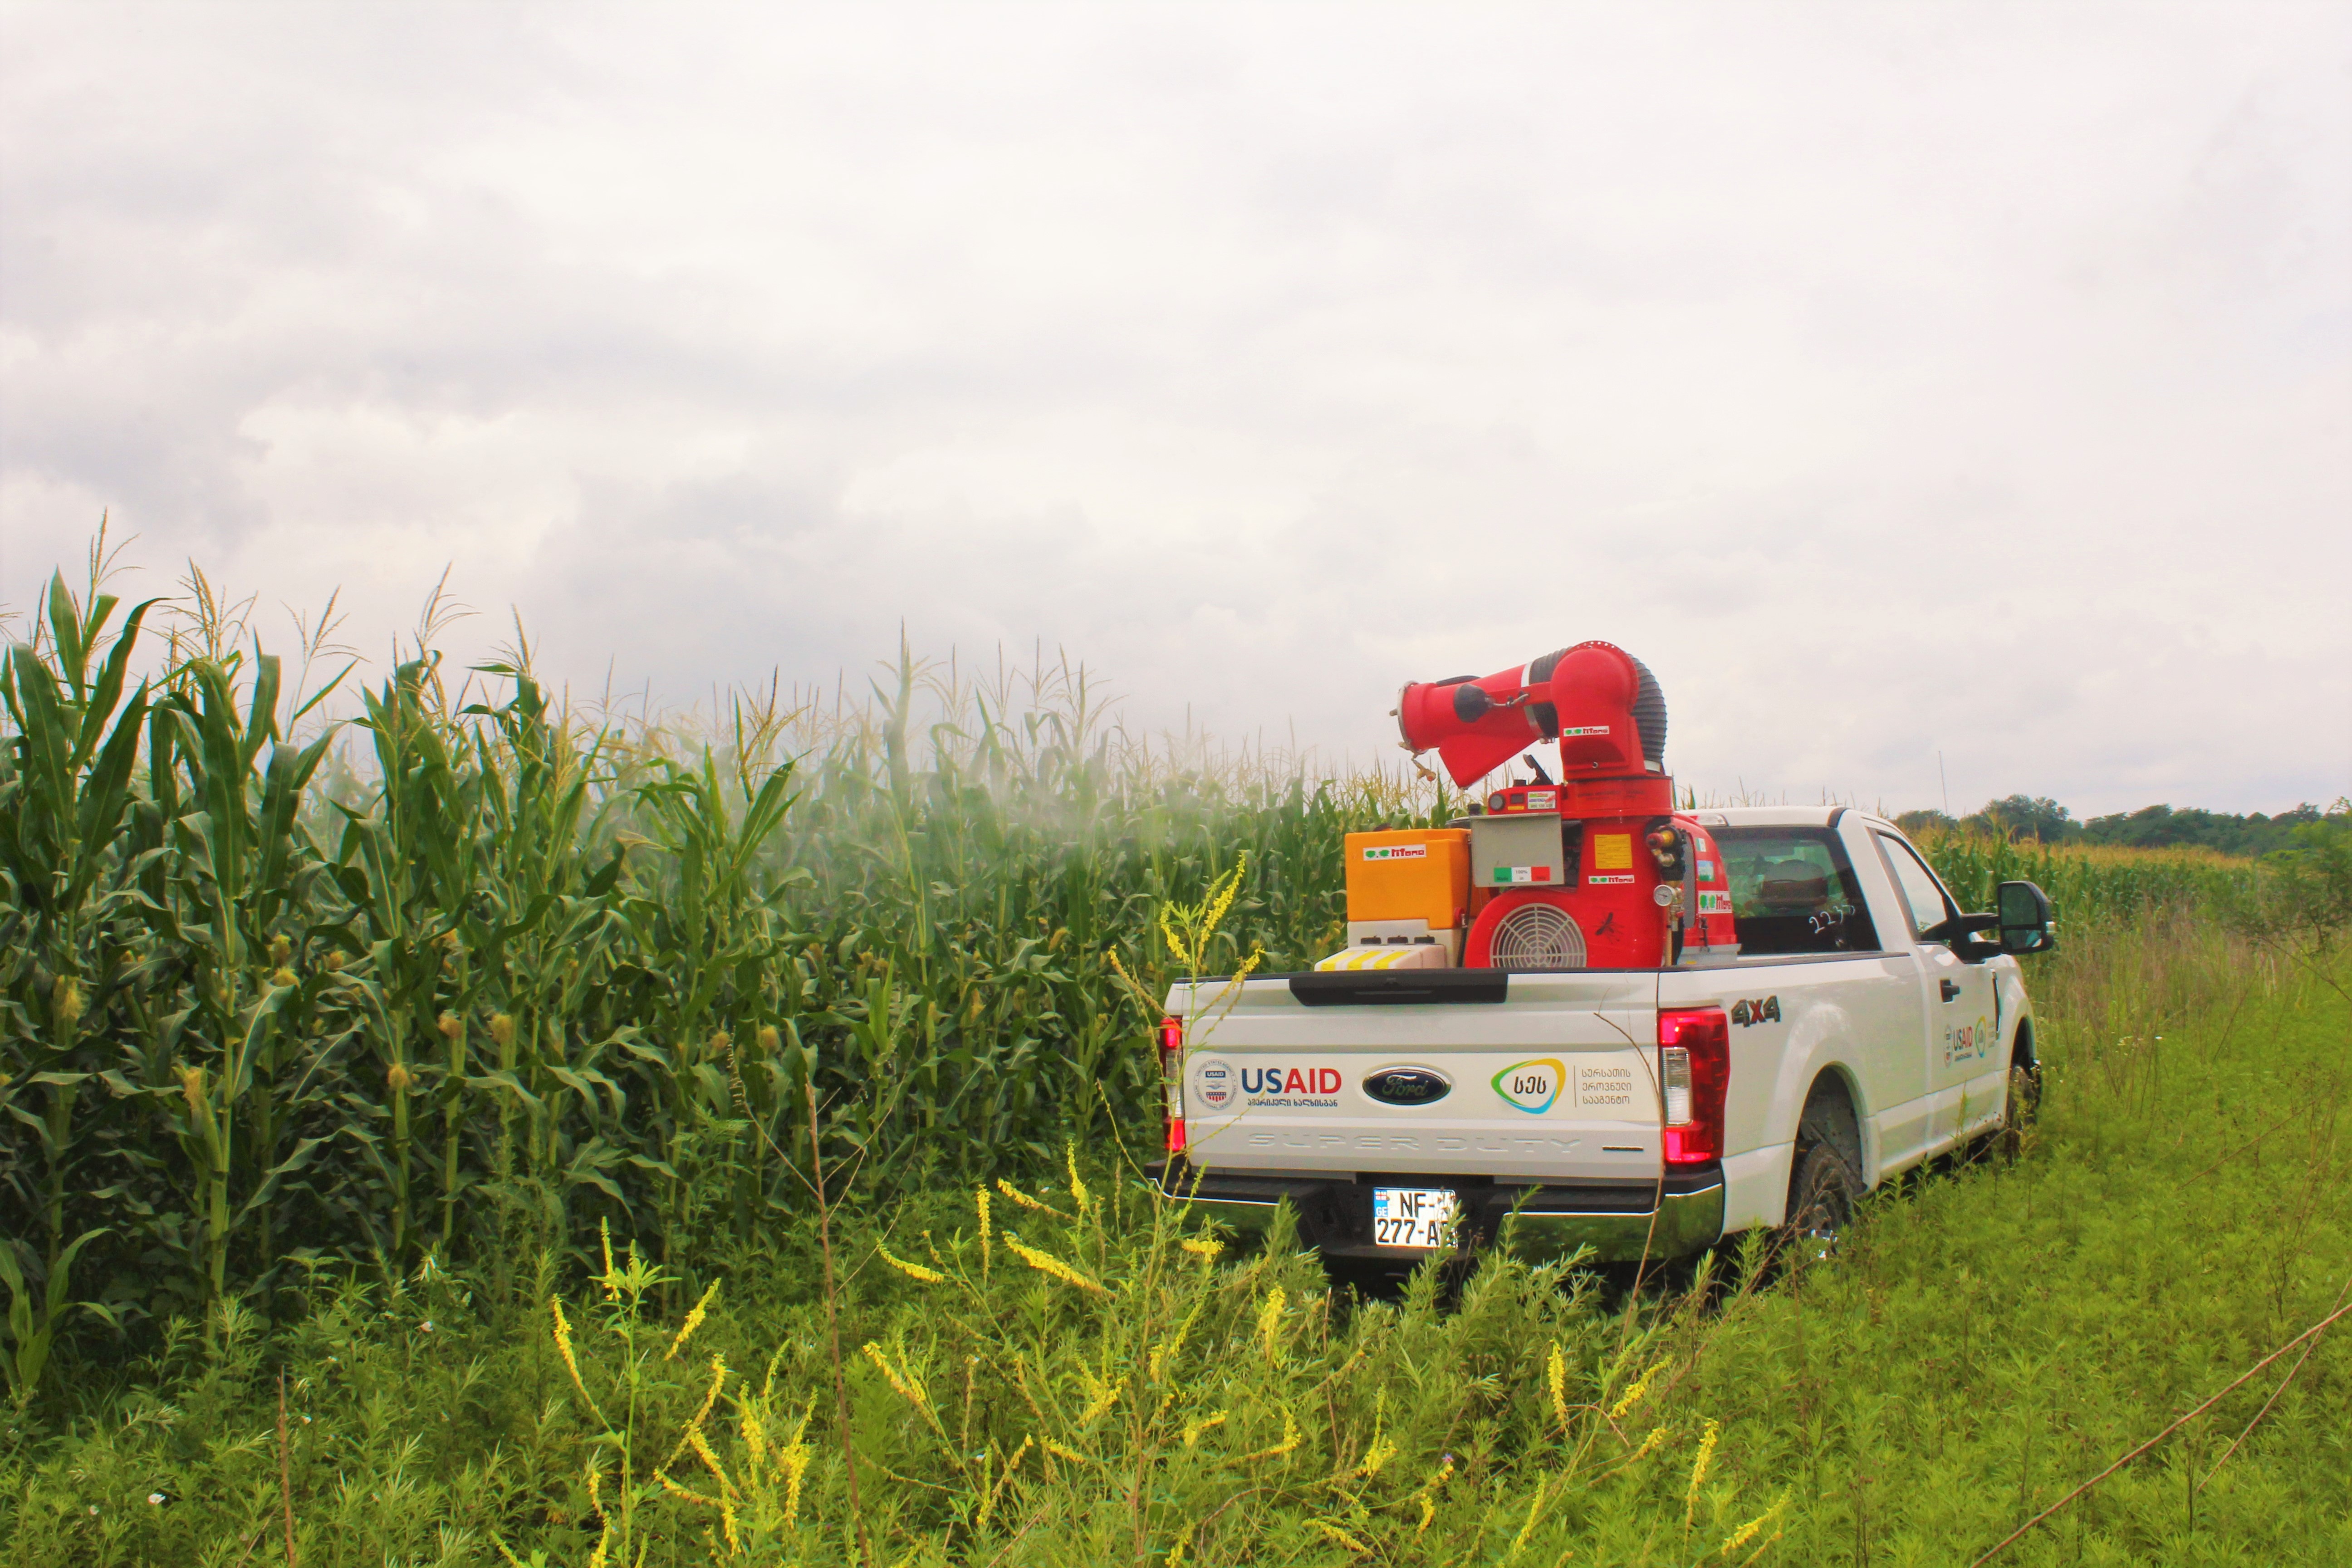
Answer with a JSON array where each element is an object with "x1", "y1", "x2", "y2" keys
[{"x1": 1334, "y1": 642, "x2": 1735, "y2": 970}]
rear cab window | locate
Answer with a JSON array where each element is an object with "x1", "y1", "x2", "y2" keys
[
  {"x1": 1714, "y1": 828, "x2": 1882, "y2": 956},
  {"x1": 1872, "y1": 832, "x2": 1960, "y2": 941}
]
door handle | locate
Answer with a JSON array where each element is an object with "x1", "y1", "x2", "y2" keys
[{"x1": 1940, "y1": 979, "x2": 1961, "y2": 1002}]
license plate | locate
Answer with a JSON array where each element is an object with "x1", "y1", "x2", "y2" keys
[{"x1": 1371, "y1": 1187, "x2": 1459, "y2": 1249}]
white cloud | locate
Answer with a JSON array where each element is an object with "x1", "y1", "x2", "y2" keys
[{"x1": 3, "y1": 1, "x2": 2346, "y2": 817}]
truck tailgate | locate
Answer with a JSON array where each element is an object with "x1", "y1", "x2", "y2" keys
[{"x1": 1174, "y1": 970, "x2": 1664, "y2": 1182}]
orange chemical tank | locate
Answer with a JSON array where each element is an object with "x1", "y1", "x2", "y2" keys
[{"x1": 1340, "y1": 827, "x2": 1470, "y2": 963}]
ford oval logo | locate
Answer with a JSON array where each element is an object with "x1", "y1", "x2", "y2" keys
[{"x1": 1363, "y1": 1067, "x2": 1451, "y2": 1107}]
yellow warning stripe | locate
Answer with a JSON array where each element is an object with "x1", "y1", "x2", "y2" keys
[{"x1": 1314, "y1": 946, "x2": 1433, "y2": 972}]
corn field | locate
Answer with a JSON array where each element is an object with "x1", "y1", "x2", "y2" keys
[
  {"x1": 0, "y1": 567, "x2": 1444, "y2": 1362},
  {"x1": 1902, "y1": 827, "x2": 2254, "y2": 928}
]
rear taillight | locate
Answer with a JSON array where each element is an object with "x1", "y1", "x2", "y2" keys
[
  {"x1": 1159, "y1": 1015, "x2": 1186, "y2": 1153},
  {"x1": 1658, "y1": 1006, "x2": 1730, "y2": 1165}
]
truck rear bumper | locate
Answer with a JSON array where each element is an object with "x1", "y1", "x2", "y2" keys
[{"x1": 1149, "y1": 1160, "x2": 1725, "y2": 1265}]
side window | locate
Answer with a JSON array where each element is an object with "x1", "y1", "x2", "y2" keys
[
  {"x1": 1875, "y1": 833, "x2": 1956, "y2": 939},
  {"x1": 1714, "y1": 828, "x2": 1881, "y2": 955}
]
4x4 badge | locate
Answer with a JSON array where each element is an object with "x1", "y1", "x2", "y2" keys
[{"x1": 1730, "y1": 996, "x2": 1781, "y2": 1027}]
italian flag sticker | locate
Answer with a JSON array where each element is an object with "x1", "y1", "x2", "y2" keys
[{"x1": 1494, "y1": 866, "x2": 1550, "y2": 884}]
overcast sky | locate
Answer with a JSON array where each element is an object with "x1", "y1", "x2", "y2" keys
[{"x1": 3, "y1": 2, "x2": 2347, "y2": 817}]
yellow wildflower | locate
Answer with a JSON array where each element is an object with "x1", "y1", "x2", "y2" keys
[
  {"x1": 550, "y1": 1297, "x2": 598, "y2": 1416},
  {"x1": 877, "y1": 1244, "x2": 945, "y2": 1284},
  {"x1": 584, "y1": 1461, "x2": 611, "y2": 1568},
  {"x1": 1043, "y1": 1436, "x2": 1091, "y2": 1463},
  {"x1": 1181, "y1": 1411, "x2": 1227, "y2": 1448},
  {"x1": 1152, "y1": 1296, "x2": 1207, "y2": 1388},
  {"x1": 1066, "y1": 1141, "x2": 1091, "y2": 1212},
  {"x1": 862, "y1": 1341, "x2": 927, "y2": 1406},
  {"x1": 1314, "y1": 1521, "x2": 1369, "y2": 1553},
  {"x1": 688, "y1": 1427, "x2": 738, "y2": 1498},
  {"x1": 1235, "y1": 1405, "x2": 1299, "y2": 1463},
  {"x1": 1512, "y1": 1478, "x2": 1550, "y2": 1552},
  {"x1": 1686, "y1": 1417, "x2": 1720, "y2": 1527},
  {"x1": 1721, "y1": 1488, "x2": 1791, "y2": 1557},
  {"x1": 1076, "y1": 1370, "x2": 1125, "y2": 1425},
  {"x1": 995, "y1": 1178, "x2": 1069, "y2": 1218},
  {"x1": 666, "y1": 1279, "x2": 721, "y2": 1359},
  {"x1": 778, "y1": 1407, "x2": 813, "y2": 1527},
  {"x1": 1180, "y1": 1236, "x2": 1223, "y2": 1260},
  {"x1": 654, "y1": 1470, "x2": 720, "y2": 1507},
  {"x1": 658, "y1": 1353, "x2": 729, "y2": 1473},
  {"x1": 1004, "y1": 1236, "x2": 1109, "y2": 1294},
  {"x1": 1610, "y1": 1359, "x2": 1666, "y2": 1420},
  {"x1": 976, "y1": 1187, "x2": 993, "y2": 1276},
  {"x1": 1416, "y1": 1454, "x2": 1456, "y2": 1534},
  {"x1": 1204, "y1": 855, "x2": 1246, "y2": 936},
  {"x1": 1547, "y1": 1341, "x2": 1568, "y2": 1433},
  {"x1": 738, "y1": 1402, "x2": 765, "y2": 1477},
  {"x1": 1256, "y1": 1288, "x2": 1286, "y2": 1362}
]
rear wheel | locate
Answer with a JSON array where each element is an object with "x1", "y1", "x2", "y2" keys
[
  {"x1": 1997, "y1": 1057, "x2": 2042, "y2": 1161},
  {"x1": 1784, "y1": 1139, "x2": 1859, "y2": 1262}
]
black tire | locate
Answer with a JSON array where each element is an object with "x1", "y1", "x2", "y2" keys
[
  {"x1": 1997, "y1": 1058, "x2": 2042, "y2": 1161},
  {"x1": 1783, "y1": 1139, "x2": 1860, "y2": 1262}
]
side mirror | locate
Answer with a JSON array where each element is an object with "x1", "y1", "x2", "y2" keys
[
  {"x1": 1996, "y1": 880, "x2": 2056, "y2": 955},
  {"x1": 1921, "y1": 910, "x2": 2002, "y2": 962}
]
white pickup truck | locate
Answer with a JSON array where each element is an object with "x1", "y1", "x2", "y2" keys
[{"x1": 1152, "y1": 808, "x2": 2056, "y2": 1264}]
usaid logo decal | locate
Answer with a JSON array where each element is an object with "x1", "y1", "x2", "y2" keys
[
  {"x1": 1191, "y1": 1057, "x2": 1236, "y2": 1111},
  {"x1": 1242, "y1": 1066, "x2": 1343, "y2": 1096}
]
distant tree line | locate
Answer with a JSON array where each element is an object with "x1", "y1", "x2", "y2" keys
[{"x1": 1893, "y1": 794, "x2": 2351, "y2": 857}]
